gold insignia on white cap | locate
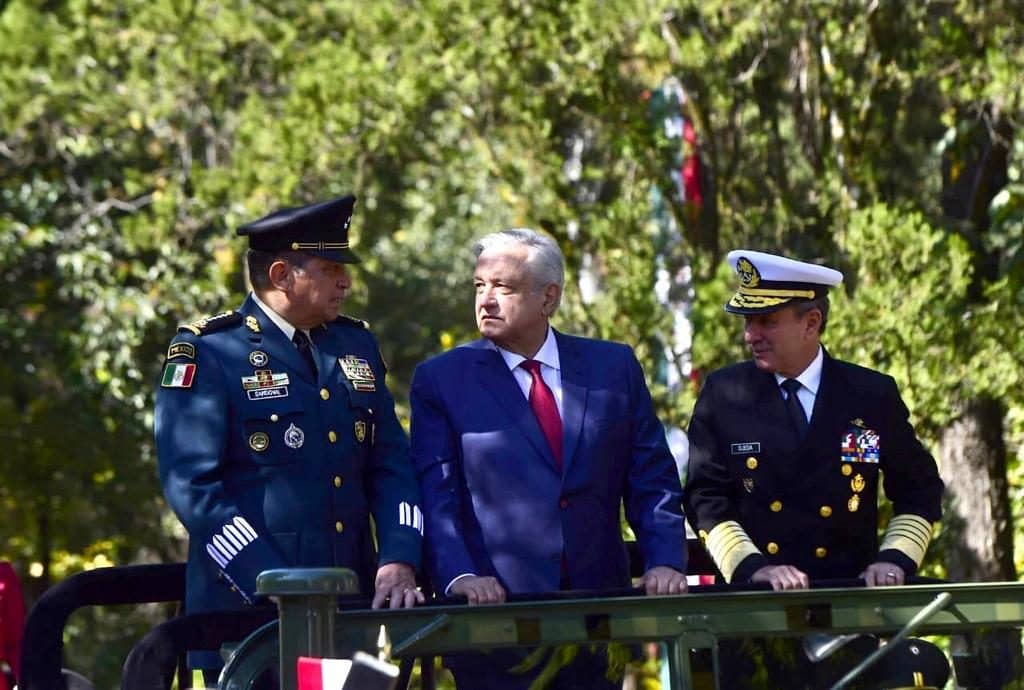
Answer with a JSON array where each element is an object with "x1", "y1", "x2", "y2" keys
[{"x1": 725, "y1": 249, "x2": 843, "y2": 314}]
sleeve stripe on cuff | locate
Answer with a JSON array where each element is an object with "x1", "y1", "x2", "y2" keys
[
  {"x1": 706, "y1": 520, "x2": 761, "y2": 583},
  {"x1": 880, "y1": 514, "x2": 934, "y2": 567}
]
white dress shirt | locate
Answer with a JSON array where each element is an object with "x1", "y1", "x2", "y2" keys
[
  {"x1": 251, "y1": 292, "x2": 315, "y2": 348},
  {"x1": 774, "y1": 345, "x2": 823, "y2": 422},
  {"x1": 493, "y1": 327, "x2": 564, "y2": 417}
]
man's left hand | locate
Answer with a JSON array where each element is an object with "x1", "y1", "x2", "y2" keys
[
  {"x1": 639, "y1": 566, "x2": 688, "y2": 595},
  {"x1": 861, "y1": 561, "x2": 906, "y2": 587},
  {"x1": 372, "y1": 562, "x2": 425, "y2": 609}
]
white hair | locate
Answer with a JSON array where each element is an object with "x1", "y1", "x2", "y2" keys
[{"x1": 472, "y1": 228, "x2": 565, "y2": 309}]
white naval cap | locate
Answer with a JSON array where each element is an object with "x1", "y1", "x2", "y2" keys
[{"x1": 725, "y1": 249, "x2": 844, "y2": 314}]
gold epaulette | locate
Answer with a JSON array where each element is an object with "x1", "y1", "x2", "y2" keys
[{"x1": 178, "y1": 311, "x2": 243, "y2": 336}]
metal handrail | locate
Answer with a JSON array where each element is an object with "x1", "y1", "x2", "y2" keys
[{"x1": 20, "y1": 563, "x2": 185, "y2": 690}]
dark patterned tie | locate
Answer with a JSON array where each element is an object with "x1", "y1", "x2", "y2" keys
[
  {"x1": 781, "y1": 378, "x2": 808, "y2": 440},
  {"x1": 520, "y1": 360, "x2": 563, "y2": 472},
  {"x1": 292, "y1": 330, "x2": 317, "y2": 379}
]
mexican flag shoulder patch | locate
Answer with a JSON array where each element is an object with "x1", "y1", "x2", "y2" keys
[{"x1": 162, "y1": 362, "x2": 197, "y2": 388}]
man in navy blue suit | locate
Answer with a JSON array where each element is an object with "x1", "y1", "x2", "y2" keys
[
  {"x1": 155, "y1": 196, "x2": 424, "y2": 680},
  {"x1": 410, "y1": 228, "x2": 687, "y2": 689}
]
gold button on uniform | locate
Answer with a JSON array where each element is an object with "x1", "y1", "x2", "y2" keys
[
  {"x1": 335, "y1": 521, "x2": 344, "y2": 533},
  {"x1": 320, "y1": 388, "x2": 330, "y2": 400},
  {"x1": 770, "y1": 500, "x2": 782, "y2": 512},
  {"x1": 766, "y1": 542, "x2": 779, "y2": 555},
  {"x1": 334, "y1": 476, "x2": 343, "y2": 488},
  {"x1": 270, "y1": 413, "x2": 279, "y2": 422},
  {"x1": 820, "y1": 505, "x2": 833, "y2": 518},
  {"x1": 841, "y1": 464, "x2": 853, "y2": 476},
  {"x1": 328, "y1": 430, "x2": 337, "y2": 443},
  {"x1": 815, "y1": 547, "x2": 827, "y2": 559},
  {"x1": 746, "y1": 457, "x2": 758, "y2": 470}
]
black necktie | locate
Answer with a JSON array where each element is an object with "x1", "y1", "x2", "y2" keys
[
  {"x1": 292, "y1": 330, "x2": 317, "y2": 379},
  {"x1": 781, "y1": 378, "x2": 808, "y2": 440}
]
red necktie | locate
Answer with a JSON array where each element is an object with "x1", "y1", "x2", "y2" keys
[{"x1": 520, "y1": 360, "x2": 563, "y2": 471}]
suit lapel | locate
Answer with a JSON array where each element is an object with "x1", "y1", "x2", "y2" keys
[
  {"x1": 804, "y1": 353, "x2": 852, "y2": 457},
  {"x1": 472, "y1": 341, "x2": 560, "y2": 473},
  {"x1": 791, "y1": 353, "x2": 852, "y2": 490},
  {"x1": 748, "y1": 368, "x2": 802, "y2": 456},
  {"x1": 555, "y1": 331, "x2": 587, "y2": 476}
]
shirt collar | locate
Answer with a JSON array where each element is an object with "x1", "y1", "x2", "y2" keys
[
  {"x1": 774, "y1": 345, "x2": 823, "y2": 394},
  {"x1": 492, "y1": 327, "x2": 561, "y2": 373},
  {"x1": 251, "y1": 291, "x2": 299, "y2": 341}
]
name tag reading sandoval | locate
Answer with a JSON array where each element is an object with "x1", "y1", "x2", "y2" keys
[{"x1": 730, "y1": 442, "x2": 761, "y2": 455}]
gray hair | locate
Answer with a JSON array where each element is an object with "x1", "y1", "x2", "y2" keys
[
  {"x1": 794, "y1": 296, "x2": 830, "y2": 335},
  {"x1": 472, "y1": 228, "x2": 565, "y2": 308}
]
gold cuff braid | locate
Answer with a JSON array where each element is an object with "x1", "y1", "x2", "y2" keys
[
  {"x1": 705, "y1": 520, "x2": 761, "y2": 583},
  {"x1": 879, "y1": 513, "x2": 934, "y2": 567}
]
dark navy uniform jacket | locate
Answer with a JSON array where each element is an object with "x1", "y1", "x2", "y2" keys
[
  {"x1": 155, "y1": 295, "x2": 422, "y2": 666},
  {"x1": 684, "y1": 350, "x2": 943, "y2": 584}
]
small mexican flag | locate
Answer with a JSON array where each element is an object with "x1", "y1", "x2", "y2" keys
[
  {"x1": 297, "y1": 656, "x2": 352, "y2": 690},
  {"x1": 161, "y1": 362, "x2": 197, "y2": 388}
]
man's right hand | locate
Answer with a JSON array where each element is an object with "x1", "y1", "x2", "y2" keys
[
  {"x1": 750, "y1": 564, "x2": 809, "y2": 591},
  {"x1": 450, "y1": 575, "x2": 506, "y2": 605}
]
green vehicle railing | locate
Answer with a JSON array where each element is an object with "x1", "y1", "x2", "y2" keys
[{"x1": 217, "y1": 567, "x2": 1024, "y2": 690}]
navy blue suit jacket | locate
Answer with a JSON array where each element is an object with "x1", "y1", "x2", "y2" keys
[{"x1": 410, "y1": 331, "x2": 686, "y2": 595}]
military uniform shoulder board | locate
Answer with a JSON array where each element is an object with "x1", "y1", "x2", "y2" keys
[
  {"x1": 178, "y1": 311, "x2": 243, "y2": 336},
  {"x1": 333, "y1": 314, "x2": 368, "y2": 329}
]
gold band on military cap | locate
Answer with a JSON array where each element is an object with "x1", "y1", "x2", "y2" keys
[
  {"x1": 736, "y1": 286, "x2": 818, "y2": 299},
  {"x1": 729, "y1": 295, "x2": 794, "y2": 310},
  {"x1": 290, "y1": 241, "x2": 350, "y2": 250}
]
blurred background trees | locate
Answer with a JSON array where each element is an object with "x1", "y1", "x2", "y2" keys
[{"x1": 1, "y1": 0, "x2": 1022, "y2": 685}]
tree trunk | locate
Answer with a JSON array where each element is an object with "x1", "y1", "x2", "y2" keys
[
  {"x1": 939, "y1": 395, "x2": 1020, "y2": 688},
  {"x1": 940, "y1": 395, "x2": 1014, "y2": 581}
]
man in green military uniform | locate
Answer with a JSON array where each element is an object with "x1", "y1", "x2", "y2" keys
[
  {"x1": 155, "y1": 195, "x2": 423, "y2": 676},
  {"x1": 683, "y1": 249, "x2": 945, "y2": 687}
]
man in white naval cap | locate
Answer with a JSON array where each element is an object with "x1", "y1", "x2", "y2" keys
[{"x1": 682, "y1": 250, "x2": 946, "y2": 688}]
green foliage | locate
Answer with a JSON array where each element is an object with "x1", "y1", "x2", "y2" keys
[
  {"x1": 2, "y1": 0, "x2": 1024, "y2": 684},
  {"x1": 829, "y1": 204, "x2": 978, "y2": 434}
]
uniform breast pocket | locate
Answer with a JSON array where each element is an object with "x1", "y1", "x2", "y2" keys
[
  {"x1": 243, "y1": 397, "x2": 307, "y2": 465},
  {"x1": 344, "y1": 389, "x2": 376, "y2": 450}
]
